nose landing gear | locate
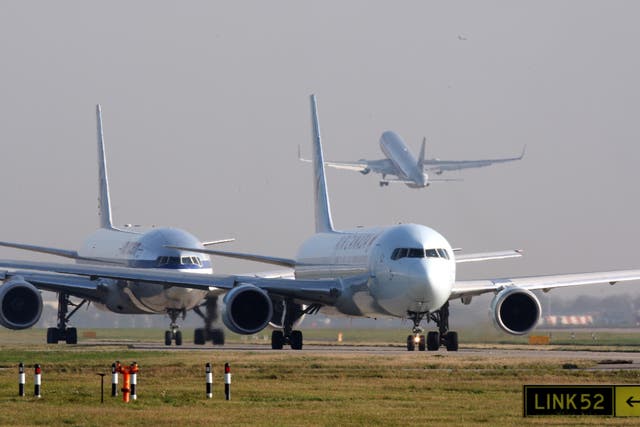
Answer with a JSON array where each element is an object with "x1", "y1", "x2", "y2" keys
[
  {"x1": 406, "y1": 302, "x2": 458, "y2": 352},
  {"x1": 164, "y1": 308, "x2": 185, "y2": 346}
]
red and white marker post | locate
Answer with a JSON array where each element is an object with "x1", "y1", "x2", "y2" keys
[
  {"x1": 34, "y1": 364, "x2": 42, "y2": 398},
  {"x1": 224, "y1": 363, "x2": 231, "y2": 401}
]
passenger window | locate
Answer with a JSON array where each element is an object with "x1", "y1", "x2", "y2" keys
[{"x1": 425, "y1": 249, "x2": 439, "y2": 258}]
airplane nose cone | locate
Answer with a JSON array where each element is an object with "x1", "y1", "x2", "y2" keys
[{"x1": 407, "y1": 260, "x2": 452, "y2": 311}]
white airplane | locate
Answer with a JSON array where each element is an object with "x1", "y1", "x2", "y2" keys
[
  {"x1": 0, "y1": 105, "x2": 236, "y2": 346},
  {"x1": 0, "y1": 96, "x2": 639, "y2": 352},
  {"x1": 300, "y1": 130, "x2": 525, "y2": 188}
]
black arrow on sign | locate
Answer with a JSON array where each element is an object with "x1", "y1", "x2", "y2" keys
[{"x1": 626, "y1": 396, "x2": 640, "y2": 407}]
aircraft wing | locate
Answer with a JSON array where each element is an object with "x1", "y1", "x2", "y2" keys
[
  {"x1": 424, "y1": 146, "x2": 525, "y2": 173},
  {"x1": 299, "y1": 148, "x2": 395, "y2": 175},
  {"x1": 165, "y1": 245, "x2": 297, "y2": 268},
  {"x1": 455, "y1": 250, "x2": 523, "y2": 263},
  {"x1": 0, "y1": 259, "x2": 344, "y2": 306},
  {"x1": 450, "y1": 269, "x2": 640, "y2": 300},
  {"x1": 0, "y1": 240, "x2": 123, "y2": 265}
]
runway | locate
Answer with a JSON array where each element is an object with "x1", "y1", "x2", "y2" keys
[{"x1": 123, "y1": 342, "x2": 640, "y2": 369}]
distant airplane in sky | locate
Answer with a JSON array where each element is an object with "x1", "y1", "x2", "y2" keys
[{"x1": 300, "y1": 131, "x2": 525, "y2": 188}]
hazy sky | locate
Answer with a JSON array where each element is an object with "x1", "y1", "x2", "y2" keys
[{"x1": 1, "y1": 1, "x2": 639, "y2": 305}]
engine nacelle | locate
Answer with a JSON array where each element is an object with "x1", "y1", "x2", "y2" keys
[
  {"x1": 490, "y1": 287, "x2": 541, "y2": 335},
  {"x1": 222, "y1": 284, "x2": 273, "y2": 335},
  {"x1": 0, "y1": 278, "x2": 43, "y2": 330}
]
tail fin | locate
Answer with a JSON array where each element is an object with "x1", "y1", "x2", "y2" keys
[
  {"x1": 417, "y1": 137, "x2": 426, "y2": 172},
  {"x1": 309, "y1": 95, "x2": 335, "y2": 233},
  {"x1": 96, "y1": 105, "x2": 114, "y2": 230}
]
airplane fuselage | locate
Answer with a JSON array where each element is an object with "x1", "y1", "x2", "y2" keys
[
  {"x1": 295, "y1": 223, "x2": 455, "y2": 318},
  {"x1": 77, "y1": 227, "x2": 211, "y2": 315},
  {"x1": 379, "y1": 131, "x2": 428, "y2": 188}
]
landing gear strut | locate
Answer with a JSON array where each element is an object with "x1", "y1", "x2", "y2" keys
[
  {"x1": 193, "y1": 296, "x2": 225, "y2": 345},
  {"x1": 271, "y1": 301, "x2": 319, "y2": 350},
  {"x1": 164, "y1": 308, "x2": 186, "y2": 346},
  {"x1": 406, "y1": 302, "x2": 458, "y2": 352},
  {"x1": 47, "y1": 293, "x2": 86, "y2": 344}
]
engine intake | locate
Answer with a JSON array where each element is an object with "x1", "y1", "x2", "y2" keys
[
  {"x1": 222, "y1": 284, "x2": 273, "y2": 335},
  {"x1": 0, "y1": 278, "x2": 43, "y2": 330},
  {"x1": 490, "y1": 287, "x2": 541, "y2": 335}
]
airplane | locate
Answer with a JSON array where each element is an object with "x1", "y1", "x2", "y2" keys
[
  {"x1": 0, "y1": 105, "x2": 236, "y2": 346},
  {"x1": 299, "y1": 130, "x2": 525, "y2": 188},
  {"x1": 0, "y1": 96, "x2": 639, "y2": 352}
]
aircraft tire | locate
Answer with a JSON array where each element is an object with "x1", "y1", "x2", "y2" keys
[
  {"x1": 46, "y1": 327, "x2": 59, "y2": 344},
  {"x1": 164, "y1": 330, "x2": 172, "y2": 346},
  {"x1": 406, "y1": 335, "x2": 415, "y2": 351},
  {"x1": 426, "y1": 331, "x2": 439, "y2": 351},
  {"x1": 211, "y1": 328, "x2": 225, "y2": 345},
  {"x1": 271, "y1": 330, "x2": 284, "y2": 349},
  {"x1": 290, "y1": 330, "x2": 303, "y2": 350},
  {"x1": 445, "y1": 332, "x2": 458, "y2": 352},
  {"x1": 65, "y1": 327, "x2": 78, "y2": 344},
  {"x1": 175, "y1": 330, "x2": 183, "y2": 346},
  {"x1": 194, "y1": 328, "x2": 205, "y2": 345},
  {"x1": 418, "y1": 335, "x2": 426, "y2": 351}
]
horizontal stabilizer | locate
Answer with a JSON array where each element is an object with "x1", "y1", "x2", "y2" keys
[
  {"x1": 164, "y1": 245, "x2": 296, "y2": 268},
  {"x1": 455, "y1": 249, "x2": 523, "y2": 263}
]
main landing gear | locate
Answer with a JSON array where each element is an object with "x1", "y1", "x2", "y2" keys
[
  {"x1": 164, "y1": 308, "x2": 186, "y2": 346},
  {"x1": 406, "y1": 302, "x2": 458, "y2": 352},
  {"x1": 47, "y1": 292, "x2": 87, "y2": 344},
  {"x1": 271, "y1": 301, "x2": 319, "y2": 350},
  {"x1": 193, "y1": 296, "x2": 225, "y2": 345}
]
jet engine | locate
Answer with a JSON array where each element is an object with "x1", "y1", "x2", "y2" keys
[
  {"x1": 490, "y1": 287, "x2": 541, "y2": 335},
  {"x1": 0, "y1": 278, "x2": 43, "y2": 330},
  {"x1": 222, "y1": 284, "x2": 273, "y2": 334}
]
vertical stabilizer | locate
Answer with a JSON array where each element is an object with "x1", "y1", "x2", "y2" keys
[
  {"x1": 309, "y1": 95, "x2": 335, "y2": 233},
  {"x1": 96, "y1": 105, "x2": 114, "y2": 229},
  {"x1": 417, "y1": 137, "x2": 426, "y2": 172}
]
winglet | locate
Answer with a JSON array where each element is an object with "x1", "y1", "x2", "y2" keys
[
  {"x1": 519, "y1": 145, "x2": 527, "y2": 160},
  {"x1": 96, "y1": 105, "x2": 114, "y2": 230},
  {"x1": 309, "y1": 95, "x2": 335, "y2": 233},
  {"x1": 418, "y1": 137, "x2": 426, "y2": 172}
]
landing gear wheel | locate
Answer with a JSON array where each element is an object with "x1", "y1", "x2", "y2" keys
[
  {"x1": 418, "y1": 335, "x2": 426, "y2": 351},
  {"x1": 47, "y1": 327, "x2": 59, "y2": 344},
  {"x1": 194, "y1": 328, "x2": 205, "y2": 345},
  {"x1": 427, "y1": 331, "x2": 440, "y2": 351},
  {"x1": 406, "y1": 335, "x2": 415, "y2": 351},
  {"x1": 290, "y1": 330, "x2": 303, "y2": 350},
  {"x1": 445, "y1": 331, "x2": 458, "y2": 352},
  {"x1": 271, "y1": 330, "x2": 284, "y2": 349},
  {"x1": 65, "y1": 327, "x2": 78, "y2": 344},
  {"x1": 175, "y1": 330, "x2": 183, "y2": 346},
  {"x1": 211, "y1": 328, "x2": 225, "y2": 345},
  {"x1": 164, "y1": 330, "x2": 172, "y2": 346}
]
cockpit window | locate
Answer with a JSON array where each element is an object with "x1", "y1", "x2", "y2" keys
[
  {"x1": 407, "y1": 248, "x2": 424, "y2": 258},
  {"x1": 425, "y1": 249, "x2": 439, "y2": 258},
  {"x1": 391, "y1": 247, "x2": 450, "y2": 261},
  {"x1": 157, "y1": 255, "x2": 202, "y2": 267}
]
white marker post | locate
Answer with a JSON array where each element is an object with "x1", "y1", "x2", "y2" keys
[
  {"x1": 130, "y1": 362, "x2": 137, "y2": 400},
  {"x1": 206, "y1": 363, "x2": 213, "y2": 399},
  {"x1": 111, "y1": 362, "x2": 118, "y2": 397},
  {"x1": 34, "y1": 364, "x2": 41, "y2": 398},
  {"x1": 18, "y1": 363, "x2": 25, "y2": 397},
  {"x1": 224, "y1": 363, "x2": 231, "y2": 401}
]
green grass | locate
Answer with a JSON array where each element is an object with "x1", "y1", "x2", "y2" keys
[{"x1": 2, "y1": 328, "x2": 640, "y2": 425}]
